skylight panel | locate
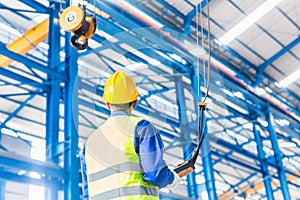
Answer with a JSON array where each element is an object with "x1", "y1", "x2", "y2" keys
[{"x1": 219, "y1": 0, "x2": 283, "y2": 45}]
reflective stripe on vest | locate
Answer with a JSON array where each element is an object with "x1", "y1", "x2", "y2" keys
[
  {"x1": 90, "y1": 186, "x2": 159, "y2": 200},
  {"x1": 89, "y1": 162, "x2": 143, "y2": 181},
  {"x1": 85, "y1": 116, "x2": 159, "y2": 200}
]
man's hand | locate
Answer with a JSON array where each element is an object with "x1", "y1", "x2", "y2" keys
[{"x1": 166, "y1": 170, "x2": 181, "y2": 189}]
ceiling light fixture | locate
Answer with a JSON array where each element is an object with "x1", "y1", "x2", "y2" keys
[
  {"x1": 219, "y1": 0, "x2": 283, "y2": 45},
  {"x1": 279, "y1": 68, "x2": 300, "y2": 87}
]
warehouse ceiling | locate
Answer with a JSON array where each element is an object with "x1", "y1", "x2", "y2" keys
[{"x1": 0, "y1": 0, "x2": 299, "y2": 199}]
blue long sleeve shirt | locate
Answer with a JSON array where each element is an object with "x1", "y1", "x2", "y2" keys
[{"x1": 80, "y1": 111, "x2": 175, "y2": 199}]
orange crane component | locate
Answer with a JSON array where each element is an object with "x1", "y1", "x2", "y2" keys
[
  {"x1": 0, "y1": 18, "x2": 49, "y2": 67},
  {"x1": 218, "y1": 172, "x2": 300, "y2": 199}
]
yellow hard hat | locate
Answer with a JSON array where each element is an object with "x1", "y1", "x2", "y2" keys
[{"x1": 103, "y1": 71, "x2": 139, "y2": 104}]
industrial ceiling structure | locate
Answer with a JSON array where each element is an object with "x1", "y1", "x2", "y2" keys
[{"x1": 0, "y1": 0, "x2": 299, "y2": 200}]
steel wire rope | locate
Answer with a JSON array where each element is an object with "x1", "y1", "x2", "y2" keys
[{"x1": 202, "y1": 0, "x2": 211, "y2": 103}]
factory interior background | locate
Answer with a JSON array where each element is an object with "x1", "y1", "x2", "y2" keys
[{"x1": 0, "y1": 0, "x2": 299, "y2": 199}]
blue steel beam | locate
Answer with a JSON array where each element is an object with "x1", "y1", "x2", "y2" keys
[
  {"x1": 253, "y1": 122, "x2": 274, "y2": 200},
  {"x1": 220, "y1": 67, "x2": 300, "y2": 122},
  {"x1": 0, "y1": 94, "x2": 35, "y2": 129},
  {"x1": 19, "y1": 0, "x2": 50, "y2": 13},
  {"x1": 45, "y1": 2, "x2": 61, "y2": 199},
  {"x1": 156, "y1": 0, "x2": 186, "y2": 20},
  {"x1": 0, "y1": 177, "x2": 4, "y2": 200},
  {"x1": 211, "y1": 150, "x2": 260, "y2": 173},
  {"x1": 210, "y1": 135, "x2": 276, "y2": 169},
  {"x1": 9, "y1": 65, "x2": 45, "y2": 81},
  {"x1": 278, "y1": 7, "x2": 300, "y2": 29},
  {"x1": 1, "y1": 95, "x2": 63, "y2": 129},
  {"x1": 0, "y1": 151, "x2": 66, "y2": 179},
  {"x1": 90, "y1": 0, "x2": 195, "y2": 70},
  {"x1": 0, "y1": 122, "x2": 43, "y2": 144},
  {"x1": 0, "y1": 4, "x2": 48, "y2": 13},
  {"x1": 213, "y1": 133, "x2": 300, "y2": 183},
  {"x1": 0, "y1": 170, "x2": 61, "y2": 188},
  {"x1": 0, "y1": 92, "x2": 41, "y2": 98},
  {"x1": 0, "y1": 67, "x2": 49, "y2": 91},
  {"x1": 220, "y1": 172, "x2": 257, "y2": 197},
  {"x1": 209, "y1": 133, "x2": 300, "y2": 178},
  {"x1": 84, "y1": 35, "x2": 190, "y2": 83},
  {"x1": 202, "y1": 127, "x2": 217, "y2": 200},
  {"x1": 255, "y1": 35, "x2": 300, "y2": 86},
  {"x1": 183, "y1": 0, "x2": 212, "y2": 35},
  {"x1": 266, "y1": 109, "x2": 290, "y2": 200},
  {"x1": 175, "y1": 76, "x2": 198, "y2": 198},
  {"x1": 0, "y1": 43, "x2": 67, "y2": 81},
  {"x1": 63, "y1": 32, "x2": 80, "y2": 200}
]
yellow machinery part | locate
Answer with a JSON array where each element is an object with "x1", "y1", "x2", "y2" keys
[
  {"x1": 85, "y1": 17, "x2": 96, "y2": 39},
  {"x1": 0, "y1": 18, "x2": 49, "y2": 68},
  {"x1": 59, "y1": 6, "x2": 84, "y2": 32}
]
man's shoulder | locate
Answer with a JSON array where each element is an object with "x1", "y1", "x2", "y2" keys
[{"x1": 136, "y1": 119, "x2": 152, "y2": 127}]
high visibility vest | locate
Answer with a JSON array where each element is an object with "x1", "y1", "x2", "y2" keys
[{"x1": 85, "y1": 115, "x2": 159, "y2": 200}]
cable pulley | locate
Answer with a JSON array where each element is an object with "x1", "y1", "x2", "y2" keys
[{"x1": 59, "y1": 4, "x2": 97, "y2": 50}]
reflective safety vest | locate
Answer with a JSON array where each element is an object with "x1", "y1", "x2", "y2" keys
[{"x1": 85, "y1": 115, "x2": 159, "y2": 200}]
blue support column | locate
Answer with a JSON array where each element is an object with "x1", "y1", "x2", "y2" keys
[
  {"x1": 0, "y1": 170, "x2": 5, "y2": 200},
  {"x1": 192, "y1": 68, "x2": 217, "y2": 200},
  {"x1": 63, "y1": 27, "x2": 80, "y2": 199},
  {"x1": 45, "y1": 1, "x2": 61, "y2": 199},
  {"x1": 266, "y1": 109, "x2": 290, "y2": 200},
  {"x1": 253, "y1": 122, "x2": 274, "y2": 200},
  {"x1": 255, "y1": 35, "x2": 300, "y2": 86},
  {"x1": 201, "y1": 123, "x2": 217, "y2": 200},
  {"x1": 175, "y1": 76, "x2": 198, "y2": 198}
]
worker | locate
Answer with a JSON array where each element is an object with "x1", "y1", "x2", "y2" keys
[{"x1": 80, "y1": 71, "x2": 181, "y2": 200}]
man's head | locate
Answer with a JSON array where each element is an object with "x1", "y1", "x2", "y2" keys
[{"x1": 103, "y1": 71, "x2": 138, "y2": 113}]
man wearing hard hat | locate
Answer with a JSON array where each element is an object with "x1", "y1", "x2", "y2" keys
[{"x1": 81, "y1": 71, "x2": 181, "y2": 200}]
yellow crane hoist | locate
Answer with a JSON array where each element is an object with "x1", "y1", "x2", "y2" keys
[{"x1": 59, "y1": 4, "x2": 97, "y2": 50}]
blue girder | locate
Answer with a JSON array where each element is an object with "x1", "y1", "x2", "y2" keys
[
  {"x1": 253, "y1": 122, "x2": 274, "y2": 199},
  {"x1": 19, "y1": 0, "x2": 50, "y2": 13},
  {"x1": 255, "y1": 35, "x2": 300, "y2": 86},
  {"x1": 0, "y1": 43, "x2": 67, "y2": 81}
]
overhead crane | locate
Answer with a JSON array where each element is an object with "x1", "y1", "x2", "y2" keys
[{"x1": 0, "y1": 19, "x2": 49, "y2": 67}]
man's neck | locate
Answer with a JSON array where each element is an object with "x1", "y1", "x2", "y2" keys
[{"x1": 111, "y1": 110, "x2": 130, "y2": 115}]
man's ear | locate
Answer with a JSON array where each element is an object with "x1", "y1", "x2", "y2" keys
[
  {"x1": 106, "y1": 102, "x2": 111, "y2": 110},
  {"x1": 132, "y1": 100, "x2": 137, "y2": 108}
]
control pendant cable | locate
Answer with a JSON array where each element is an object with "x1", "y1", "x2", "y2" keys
[{"x1": 174, "y1": 0, "x2": 211, "y2": 177}]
